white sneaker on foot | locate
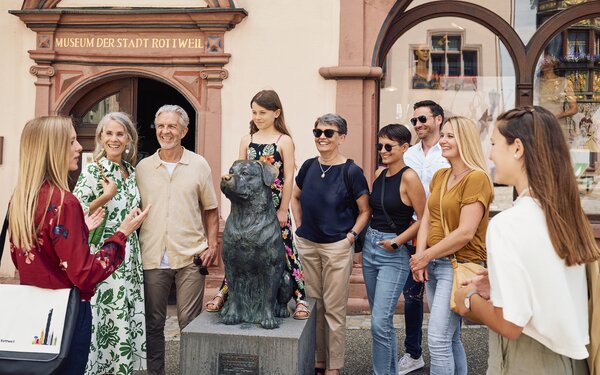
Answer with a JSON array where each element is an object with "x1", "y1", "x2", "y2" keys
[{"x1": 397, "y1": 353, "x2": 425, "y2": 375}]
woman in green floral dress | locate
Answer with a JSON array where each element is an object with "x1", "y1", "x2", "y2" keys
[{"x1": 74, "y1": 112, "x2": 146, "y2": 375}]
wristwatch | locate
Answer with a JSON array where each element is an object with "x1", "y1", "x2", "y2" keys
[
  {"x1": 350, "y1": 230, "x2": 359, "y2": 239},
  {"x1": 464, "y1": 290, "x2": 478, "y2": 311},
  {"x1": 390, "y1": 239, "x2": 399, "y2": 250}
]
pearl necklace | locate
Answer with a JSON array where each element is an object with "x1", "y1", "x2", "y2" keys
[{"x1": 318, "y1": 160, "x2": 334, "y2": 178}]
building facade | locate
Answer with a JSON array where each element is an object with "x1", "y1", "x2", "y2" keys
[{"x1": 1, "y1": 0, "x2": 599, "y2": 310}]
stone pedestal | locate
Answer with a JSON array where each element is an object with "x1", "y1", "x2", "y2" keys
[{"x1": 181, "y1": 300, "x2": 316, "y2": 375}]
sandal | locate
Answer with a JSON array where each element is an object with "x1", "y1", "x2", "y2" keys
[
  {"x1": 206, "y1": 291, "x2": 225, "y2": 312},
  {"x1": 293, "y1": 300, "x2": 310, "y2": 320}
]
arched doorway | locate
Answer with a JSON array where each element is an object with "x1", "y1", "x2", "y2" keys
[{"x1": 60, "y1": 76, "x2": 196, "y2": 188}]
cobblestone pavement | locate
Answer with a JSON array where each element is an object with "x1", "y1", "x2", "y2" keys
[{"x1": 163, "y1": 306, "x2": 489, "y2": 375}]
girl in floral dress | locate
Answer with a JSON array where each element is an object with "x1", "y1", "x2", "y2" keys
[
  {"x1": 206, "y1": 89, "x2": 310, "y2": 319},
  {"x1": 74, "y1": 112, "x2": 146, "y2": 375}
]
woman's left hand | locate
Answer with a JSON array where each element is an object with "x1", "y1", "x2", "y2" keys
[
  {"x1": 377, "y1": 240, "x2": 396, "y2": 253},
  {"x1": 462, "y1": 269, "x2": 490, "y2": 300},
  {"x1": 276, "y1": 209, "x2": 288, "y2": 228},
  {"x1": 410, "y1": 251, "x2": 430, "y2": 272}
]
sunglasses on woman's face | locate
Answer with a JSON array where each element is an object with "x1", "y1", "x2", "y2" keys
[
  {"x1": 312, "y1": 128, "x2": 340, "y2": 138},
  {"x1": 410, "y1": 115, "x2": 434, "y2": 126},
  {"x1": 377, "y1": 143, "x2": 401, "y2": 152}
]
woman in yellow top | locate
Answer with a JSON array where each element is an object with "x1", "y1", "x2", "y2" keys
[{"x1": 409, "y1": 116, "x2": 493, "y2": 375}]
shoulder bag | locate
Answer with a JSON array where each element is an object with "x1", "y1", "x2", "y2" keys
[
  {"x1": 0, "y1": 213, "x2": 79, "y2": 375},
  {"x1": 437, "y1": 171, "x2": 486, "y2": 322}
]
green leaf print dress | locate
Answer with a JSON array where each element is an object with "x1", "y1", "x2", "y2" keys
[{"x1": 74, "y1": 157, "x2": 146, "y2": 375}]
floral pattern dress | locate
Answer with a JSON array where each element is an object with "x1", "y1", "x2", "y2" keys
[
  {"x1": 73, "y1": 157, "x2": 146, "y2": 375},
  {"x1": 247, "y1": 136, "x2": 306, "y2": 302}
]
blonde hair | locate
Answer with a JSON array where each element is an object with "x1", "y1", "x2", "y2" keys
[
  {"x1": 445, "y1": 116, "x2": 494, "y2": 189},
  {"x1": 8, "y1": 116, "x2": 72, "y2": 251},
  {"x1": 93, "y1": 112, "x2": 139, "y2": 165}
]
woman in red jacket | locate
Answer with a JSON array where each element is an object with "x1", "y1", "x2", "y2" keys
[{"x1": 8, "y1": 116, "x2": 149, "y2": 375}]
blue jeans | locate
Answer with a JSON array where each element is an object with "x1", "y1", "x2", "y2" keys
[
  {"x1": 362, "y1": 227, "x2": 410, "y2": 375},
  {"x1": 426, "y1": 257, "x2": 467, "y2": 375},
  {"x1": 59, "y1": 300, "x2": 92, "y2": 375},
  {"x1": 403, "y1": 255, "x2": 424, "y2": 359}
]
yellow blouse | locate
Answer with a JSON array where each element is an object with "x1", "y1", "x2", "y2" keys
[{"x1": 426, "y1": 168, "x2": 493, "y2": 263}]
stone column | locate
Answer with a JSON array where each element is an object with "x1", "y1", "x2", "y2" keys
[
  {"x1": 200, "y1": 68, "x2": 228, "y2": 197},
  {"x1": 30, "y1": 65, "x2": 55, "y2": 117}
]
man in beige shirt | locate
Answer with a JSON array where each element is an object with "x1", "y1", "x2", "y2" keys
[{"x1": 137, "y1": 104, "x2": 219, "y2": 375}]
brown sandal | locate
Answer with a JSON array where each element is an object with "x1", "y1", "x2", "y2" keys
[
  {"x1": 293, "y1": 300, "x2": 310, "y2": 320},
  {"x1": 206, "y1": 291, "x2": 225, "y2": 312}
]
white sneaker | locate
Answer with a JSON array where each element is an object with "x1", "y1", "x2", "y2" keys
[{"x1": 397, "y1": 353, "x2": 425, "y2": 375}]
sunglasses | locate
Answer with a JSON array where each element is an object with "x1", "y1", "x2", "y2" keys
[
  {"x1": 193, "y1": 255, "x2": 209, "y2": 276},
  {"x1": 410, "y1": 115, "x2": 435, "y2": 126},
  {"x1": 377, "y1": 143, "x2": 401, "y2": 152},
  {"x1": 313, "y1": 128, "x2": 340, "y2": 138}
]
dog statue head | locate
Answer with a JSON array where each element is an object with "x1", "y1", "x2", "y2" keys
[{"x1": 221, "y1": 160, "x2": 278, "y2": 202}]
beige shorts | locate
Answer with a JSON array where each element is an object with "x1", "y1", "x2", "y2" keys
[{"x1": 487, "y1": 331, "x2": 588, "y2": 375}]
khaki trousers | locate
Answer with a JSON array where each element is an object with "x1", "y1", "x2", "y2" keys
[
  {"x1": 144, "y1": 263, "x2": 205, "y2": 375},
  {"x1": 487, "y1": 331, "x2": 588, "y2": 375},
  {"x1": 296, "y1": 236, "x2": 354, "y2": 370}
]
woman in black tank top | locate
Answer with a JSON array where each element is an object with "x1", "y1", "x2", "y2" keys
[{"x1": 362, "y1": 124, "x2": 426, "y2": 375}]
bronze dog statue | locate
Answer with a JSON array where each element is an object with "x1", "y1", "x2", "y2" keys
[{"x1": 220, "y1": 160, "x2": 293, "y2": 329}]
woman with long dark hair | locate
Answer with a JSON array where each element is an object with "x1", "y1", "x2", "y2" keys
[{"x1": 454, "y1": 106, "x2": 599, "y2": 374}]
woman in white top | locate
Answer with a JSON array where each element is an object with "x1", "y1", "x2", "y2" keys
[{"x1": 454, "y1": 105, "x2": 599, "y2": 374}]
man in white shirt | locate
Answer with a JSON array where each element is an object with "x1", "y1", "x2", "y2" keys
[{"x1": 398, "y1": 100, "x2": 449, "y2": 375}]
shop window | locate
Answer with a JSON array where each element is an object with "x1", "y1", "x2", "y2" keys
[
  {"x1": 428, "y1": 33, "x2": 480, "y2": 90},
  {"x1": 534, "y1": 23, "x2": 600, "y2": 215},
  {"x1": 379, "y1": 17, "x2": 515, "y2": 211},
  {"x1": 567, "y1": 30, "x2": 588, "y2": 57}
]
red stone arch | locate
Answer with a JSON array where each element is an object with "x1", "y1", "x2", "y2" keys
[
  {"x1": 373, "y1": 1, "x2": 526, "y2": 91},
  {"x1": 56, "y1": 68, "x2": 202, "y2": 117},
  {"x1": 11, "y1": 3, "x2": 246, "y2": 194},
  {"x1": 373, "y1": 0, "x2": 600, "y2": 107}
]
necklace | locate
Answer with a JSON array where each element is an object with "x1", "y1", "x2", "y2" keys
[
  {"x1": 518, "y1": 187, "x2": 530, "y2": 198},
  {"x1": 318, "y1": 160, "x2": 334, "y2": 178},
  {"x1": 452, "y1": 168, "x2": 470, "y2": 178}
]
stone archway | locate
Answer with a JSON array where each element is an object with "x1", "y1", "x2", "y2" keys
[
  {"x1": 11, "y1": 1, "x2": 246, "y2": 191},
  {"x1": 373, "y1": 0, "x2": 600, "y2": 108}
]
